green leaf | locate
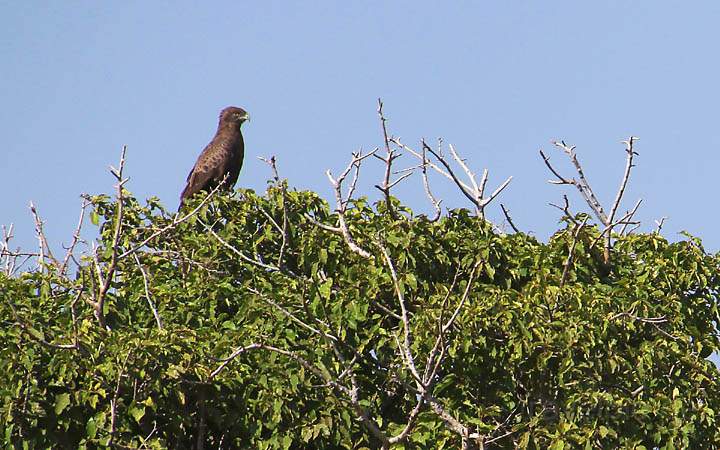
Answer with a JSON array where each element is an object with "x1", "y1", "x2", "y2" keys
[
  {"x1": 86, "y1": 417, "x2": 97, "y2": 438},
  {"x1": 54, "y1": 393, "x2": 71, "y2": 415},
  {"x1": 129, "y1": 404, "x2": 146, "y2": 423}
]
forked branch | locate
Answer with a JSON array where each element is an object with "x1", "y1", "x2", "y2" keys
[
  {"x1": 325, "y1": 150, "x2": 377, "y2": 258},
  {"x1": 541, "y1": 137, "x2": 640, "y2": 264},
  {"x1": 391, "y1": 138, "x2": 511, "y2": 220}
]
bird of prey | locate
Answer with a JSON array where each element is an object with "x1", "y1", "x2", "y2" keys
[{"x1": 179, "y1": 106, "x2": 250, "y2": 209}]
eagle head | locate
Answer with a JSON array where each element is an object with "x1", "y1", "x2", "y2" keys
[{"x1": 220, "y1": 106, "x2": 250, "y2": 125}]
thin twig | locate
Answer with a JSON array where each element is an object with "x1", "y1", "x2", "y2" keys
[
  {"x1": 133, "y1": 253, "x2": 163, "y2": 329},
  {"x1": 60, "y1": 198, "x2": 89, "y2": 275},
  {"x1": 500, "y1": 204, "x2": 520, "y2": 233},
  {"x1": 93, "y1": 145, "x2": 129, "y2": 329},
  {"x1": 375, "y1": 99, "x2": 402, "y2": 218},
  {"x1": 200, "y1": 220, "x2": 282, "y2": 272},
  {"x1": 326, "y1": 151, "x2": 377, "y2": 258},
  {"x1": 378, "y1": 240, "x2": 422, "y2": 385},
  {"x1": 29, "y1": 202, "x2": 59, "y2": 271},
  {"x1": 560, "y1": 216, "x2": 589, "y2": 288},
  {"x1": 609, "y1": 137, "x2": 639, "y2": 225},
  {"x1": 654, "y1": 217, "x2": 667, "y2": 234},
  {"x1": 394, "y1": 138, "x2": 511, "y2": 220},
  {"x1": 118, "y1": 176, "x2": 228, "y2": 260},
  {"x1": 420, "y1": 145, "x2": 442, "y2": 221}
]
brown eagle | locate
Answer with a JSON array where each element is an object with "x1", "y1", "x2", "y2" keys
[{"x1": 179, "y1": 106, "x2": 250, "y2": 209}]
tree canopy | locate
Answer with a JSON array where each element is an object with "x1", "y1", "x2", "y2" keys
[{"x1": 2, "y1": 114, "x2": 720, "y2": 449}]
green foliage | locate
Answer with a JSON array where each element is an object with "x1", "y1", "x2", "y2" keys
[{"x1": 1, "y1": 185, "x2": 720, "y2": 448}]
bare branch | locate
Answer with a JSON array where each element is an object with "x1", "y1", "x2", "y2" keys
[
  {"x1": 259, "y1": 155, "x2": 291, "y2": 268},
  {"x1": 109, "y1": 349, "x2": 134, "y2": 447},
  {"x1": 608, "y1": 137, "x2": 639, "y2": 224},
  {"x1": 60, "y1": 198, "x2": 89, "y2": 276},
  {"x1": 208, "y1": 343, "x2": 263, "y2": 379},
  {"x1": 374, "y1": 99, "x2": 405, "y2": 217},
  {"x1": 394, "y1": 138, "x2": 511, "y2": 220},
  {"x1": 1, "y1": 224, "x2": 17, "y2": 276},
  {"x1": 133, "y1": 253, "x2": 163, "y2": 330},
  {"x1": 246, "y1": 287, "x2": 336, "y2": 341},
  {"x1": 303, "y1": 213, "x2": 342, "y2": 233},
  {"x1": 448, "y1": 144, "x2": 480, "y2": 196},
  {"x1": 549, "y1": 141, "x2": 608, "y2": 224},
  {"x1": 5, "y1": 298, "x2": 77, "y2": 350},
  {"x1": 500, "y1": 204, "x2": 520, "y2": 233},
  {"x1": 617, "y1": 198, "x2": 643, "y2": 236},
  {"x1": 542, "y1": 138, "x2": 641, "y2": 265},
  {"x1": 610, "y1": 311, "x2": 667, "y2": 323},
  {"x1": 422, "y1": 140, "x2": 478, "y2": 211},
  {"x1": 326, "y1": 151, "x2": 376, "y2": 259},
  {"x1": 539, "y1": 149, "x2": 572, "y2": 185},
  {"x1": 549, "y1": 195, "x2": 579, "y2": 226},
  {"x1": 589, "y1": 199, "x2": 643, "y2": 251},
  {"x1": 29, "y1": 202, "x2": 59, "y2": 271},
  {"x1": 392, "y1": 138, "x2": 472, "y2": 193},
  {"x1": 93, "y1": 145, "x2": 129, "y2": 329},
  {"x1": 479, "y1": 175, "x2": 513, "y2": 208},
  {"x1": 654, "y1": 217, "x2": 667, "y2": 234},
  {"x1": 257, "y1": 155, "x2": 281, "y2": 183},
  {"x1": 210, "y1": 341, "x2": 390, "y2": 445},
  {"x1": 421, "y1": 145, "x2": 442, "y2": 221},
  {"x1": 118, "y1": 175, "x2": 229, "y2": 260},
  {"x1": 378, "y1": 241, "x2": 422, "y2": 385},
  {"x1": 200, "y1": 220, "x2": 282, "y2": 273},
  {"x1": 560, "y1": 216, "x2": 589, "y2": 288}
]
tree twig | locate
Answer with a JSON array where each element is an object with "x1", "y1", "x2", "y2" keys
[
  {"x1": 560, "y1": 216, "x2": 589, "y2": 288},
  {"x1": 326, "y1": 151, "x2": 376, "y2": 258},
  {"x1": 29, "y1": 202, "x2": 59, "y2": 271},
  {"x1": 500, "y1": 204, "x2": 520, "y2": 233},
  {"x1": 93, "y1": 145, "x2": 129, "y2": 329},
  {"x1": 60, "y1": 198, "x2": 89, "y2": 276},
  {"x1": 133, "y1": 253, "x2": 163, "y2": 329}
]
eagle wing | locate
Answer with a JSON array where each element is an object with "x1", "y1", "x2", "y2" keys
[{"x1": 179, "y1": 140, "x2": 229, "y2": 207}]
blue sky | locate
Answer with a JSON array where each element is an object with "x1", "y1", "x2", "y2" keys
[{"x1": 2, "y1": 1, "x2": 720, "y2": 253}]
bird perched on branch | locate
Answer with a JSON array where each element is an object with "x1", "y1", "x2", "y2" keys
[{"x1": 179, "y1": 106, "x2": 250, "y2": 209}]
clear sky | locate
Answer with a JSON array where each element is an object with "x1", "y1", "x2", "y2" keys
[{"x1": 2, "y1": 1, "x2": 720, "y2": 253}]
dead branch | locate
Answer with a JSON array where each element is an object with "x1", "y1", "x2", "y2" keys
[
  {"x1": 609, "y1": 137, "x2": 639, "y2": 225},
  {"x1": 117, "y1": 175, "x2": 229, "y2": 260},
  {"x1": 92, "y1": 146, "x2": 129, "y2": 329},
  {"x1": 210, "y1": 341, "x2": 391, "y2": 447},
  {"x1": 200, "y1": 220, "x2": 282, "y2": 273},
  {"x1": 374, "y1": 99, "x2": 411, "y2": 218},
  {"x1": 560, "y1": 216, "x2": 589, "y2": 288},
  {"x1": 500, "y1": 204, "x2": 520, "y2": 233},
  {"x1": 59, "y1": 198, "x2": 89, "y2": 276},
  {"x1": 616, "y1": 198, "x2": 643, "y2": 236},
  {"x1": 259, "y1": 155, "x2": 291, "y2": 268},
  {"x1": 132, "y1": 253, "x2": 163, "y2": 329},
  {"x1": 590, "y1": 199, "x2": 642, "y2": 251},
  {"x1": 378, "y1": 241, "x2": 422, "y2": 384},
  {"x1": 421, "y1": 143, "x2": 442, "y2": 221},
  {"x1": 548, "y1": 195, "x2": 579, "y2": 226},
  {"x1": 1, "y1": 224, "x2": 18, "y2": 276},
  {"x1": 541, "y1": 137, "x2": 640, "y2": 264},
  {"x1": 303, "y1": 213, "x2": 341, "y2": 233},
  {"x1": 109, "y1": 349, "x2": 134, "y2": 447},
  {"x1": 29, "y1": 202, "x2": 59, "y2": 271},
  {"x1": 392, "y1": 138, "x2": 511, "y2": 220},
  {"x1": 654, "y1": 217, "x2": 667, "y2": 234},
  {"x1": 246, "y1": 287, "x2": 336, "y2": 341},
  {"x1": 325, "y1": 150, "x2": 377, "y2": 258}
]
